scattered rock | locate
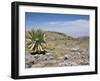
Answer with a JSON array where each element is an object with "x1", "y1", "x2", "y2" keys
[
  {"x1": 25, "y1": 48, "x2": 89, "y2": 68},
  {"x1": 64, "y1": 55, "x2": 68, "y2": 60},
  {"x1": 70, "y1": 48, "x2": 80, "y2": 52}
]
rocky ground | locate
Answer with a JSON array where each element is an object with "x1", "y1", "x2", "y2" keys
[
  {"x1": 25, "y1": 31, "x2": 89, "y2": 68},
  {"x1": 25, "y1": 48, "x2": 89, "y2": 68}
]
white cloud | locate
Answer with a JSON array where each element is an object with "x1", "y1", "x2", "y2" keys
[
  {"x1": 48, "y1": 19, "x2": 89, "y2": 28},
  {"x1": 26, "y1": 19, "x2": 89, "y2": 37}
]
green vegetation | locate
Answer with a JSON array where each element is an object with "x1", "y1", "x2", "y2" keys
[
  {"x1": 26, "y1": 29, "x2": 89, "y2": 56},
  {"x1": 26, "y1": 29, "x2": 47, "y2": 55},
  {"x1": 25, "y1": 30, "x2": 89, "y2": 68}
]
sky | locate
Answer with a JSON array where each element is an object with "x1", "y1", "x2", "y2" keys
[{"x1": 25, "y1": 12, "x2": 90, "y2": 37}]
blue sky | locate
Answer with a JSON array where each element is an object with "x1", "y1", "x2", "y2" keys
[{"x1": 25, "y1": 12, "x2": 89, "y2": 37}]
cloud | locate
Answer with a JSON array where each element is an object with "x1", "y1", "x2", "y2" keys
[
  {"x1": 47, "y1": 19, "x2": 89, "y2": 28},
  {"x1": 26, "y1": 19, "x2": 89, "y2": 37}
]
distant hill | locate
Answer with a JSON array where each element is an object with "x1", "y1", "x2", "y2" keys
[
  {"x1": 25, "y1": 30, "x2": 89, "y2": 52},
  {"x1": 44, "y1": 31, "x2": 74, "y2": 41},
  {"x1": 78, "y1": 36, "x2": 89, "y2": 40}
]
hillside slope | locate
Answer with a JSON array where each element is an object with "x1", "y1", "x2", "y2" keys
[{"x1": 25, "y1": 31, "x2": 89, "y2": 68}]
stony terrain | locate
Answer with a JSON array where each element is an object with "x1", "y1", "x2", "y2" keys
[
  {"x1": 25, "y1": 48, "x2": 89, "y2": 68},
  {"x1": 25, "y1": 31, "x2": 89, "y2": 68}
]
